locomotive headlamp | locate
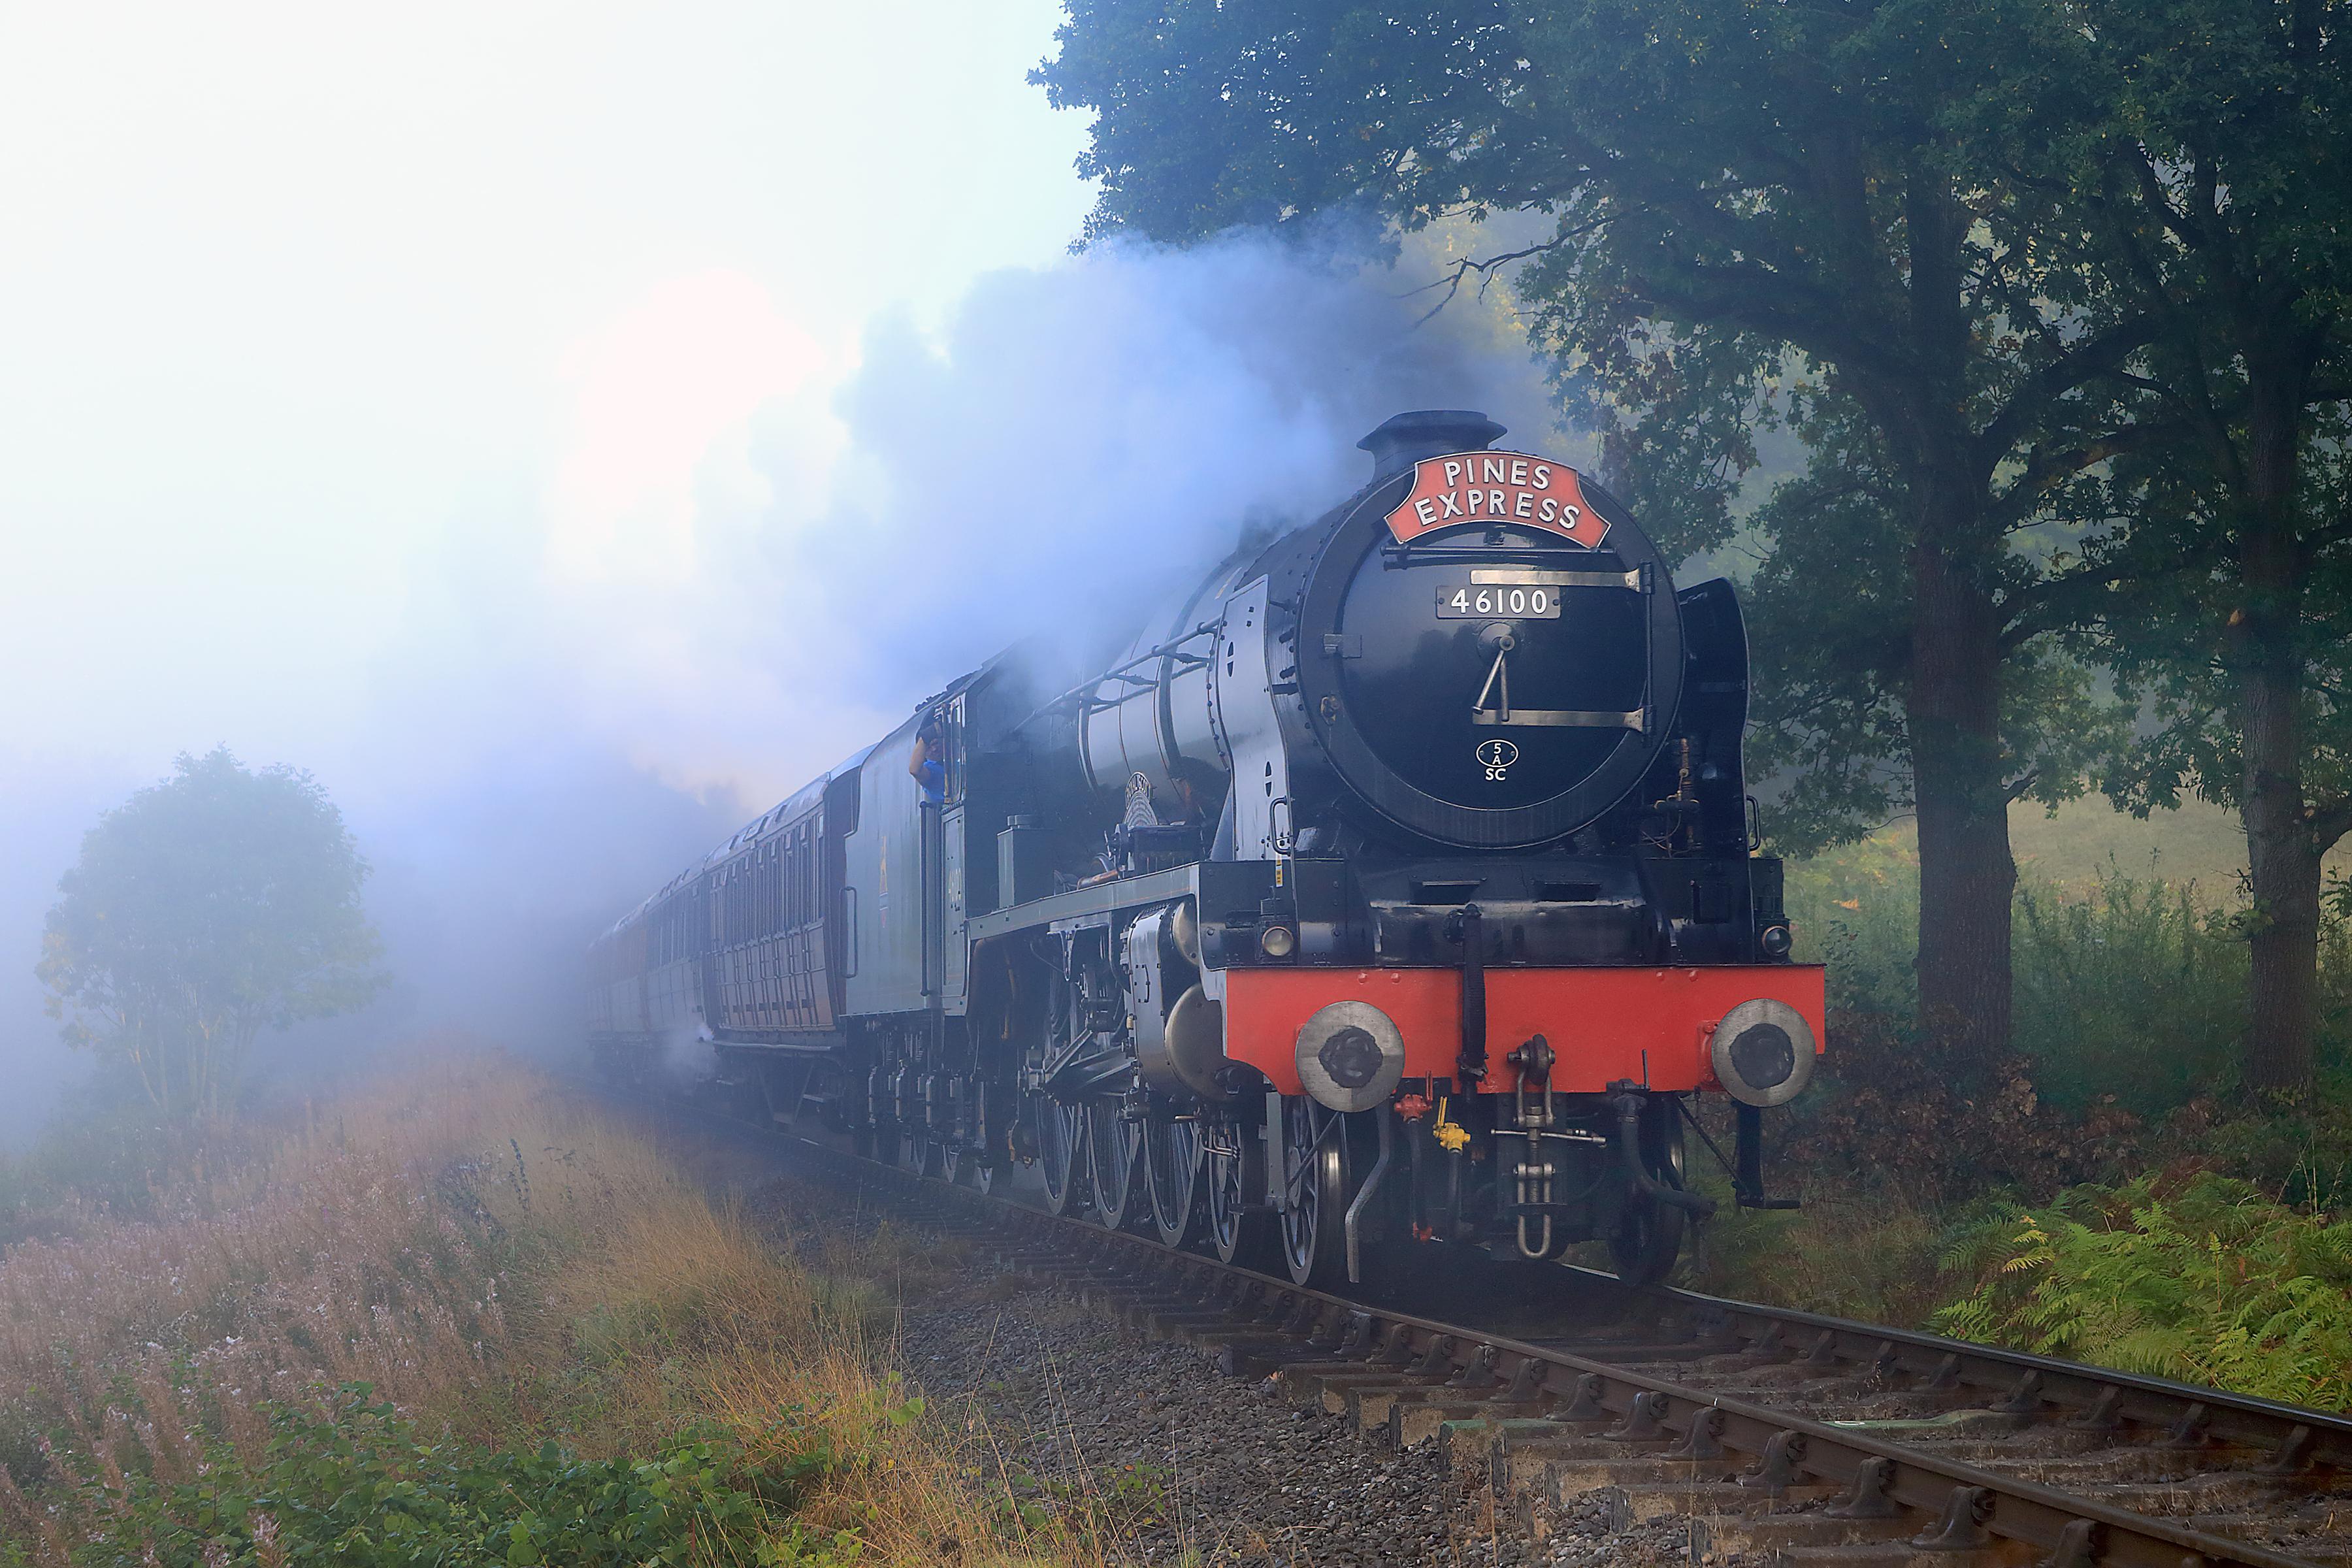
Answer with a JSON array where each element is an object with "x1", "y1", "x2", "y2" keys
[
  {"x1": 1759, "y1": 923, "x2": 1794, "y2": 959},
  {"x1": 1259, "y1": 924, "x2": 1297, "y2": 958},
  {"x1": 1296, "y1": 1001, "x2": 1405, "y2": 1112},
  {"x1": 1710, "y1": 998, "x2": 1816, "y2": 1107}
]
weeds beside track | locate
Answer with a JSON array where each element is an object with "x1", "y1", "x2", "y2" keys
[{"x1": 0, "y1": 1053, "x2": 1099, "y2": 1567}]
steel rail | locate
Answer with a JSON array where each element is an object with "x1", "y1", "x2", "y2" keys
[{"x1": 1602, "y1": 1272, "x2": 2352, "y2": 1477}]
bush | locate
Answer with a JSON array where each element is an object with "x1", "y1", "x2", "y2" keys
[
  {"x1": 1686, "y1": 1180, "x2": 1950, "y2": 1328},
  {"x1": 2011, "y1": 869, "x2": 2248, "y2": 1116},
  {"x1": 1784, "y1": 834, "x2": 1919, "y2": 1021},
  {"x1": 1707, "y1": 836, "x2": 2352, "y2": 1378},
  {"x1": 1932, "y1": 1170, "x2": 2352, "y2": 1410},
  {"x1": 2195, "y1": 1072, "x2": 2352, "y2": 1212}
]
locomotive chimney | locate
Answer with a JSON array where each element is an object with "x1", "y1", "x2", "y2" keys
[{"x1": 1358, "y1": 408, "x2": 1508, "y2": 482}]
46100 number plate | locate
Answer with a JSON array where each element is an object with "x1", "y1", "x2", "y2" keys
[{"x1": 1435, "y1": 583, "x2": 1562, "y2": 619}]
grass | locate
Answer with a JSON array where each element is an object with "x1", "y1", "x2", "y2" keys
[
  {"x1": 0, "y1": 1051, "x2": 1091, "y2": 1566},
  {"x1": 1684, "y1": 1182, "x2": 1953, "y2": 1330}
]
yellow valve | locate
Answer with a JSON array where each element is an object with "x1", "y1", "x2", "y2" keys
[{"x1": 1433, "y1": 1097, "x2": 1470, "y2": 1153}]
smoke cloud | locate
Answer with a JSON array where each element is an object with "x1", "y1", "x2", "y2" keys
[{"x1": 1, "y1": 226, "x2": 1562, "y2": 1140}]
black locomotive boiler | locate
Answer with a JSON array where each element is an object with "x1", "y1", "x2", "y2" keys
[{"x1": 587, "y1": 410, "x2": 1823, "y2": 1286}]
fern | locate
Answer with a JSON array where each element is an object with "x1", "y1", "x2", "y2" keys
[{"x1": 1930, "y1": 1172, "x2": 2352, "y2": 1409}]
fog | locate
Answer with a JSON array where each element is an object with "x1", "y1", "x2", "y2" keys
[{"x1": 0, "y1": 8, "x2": 1557, "y2": 1141}]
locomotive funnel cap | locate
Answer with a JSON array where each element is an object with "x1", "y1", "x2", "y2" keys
[{"x1": 1358, "y1": 409, "x2": 1507, "y2": 482}]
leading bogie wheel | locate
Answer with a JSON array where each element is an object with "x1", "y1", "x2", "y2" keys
[
  {"x1": 1144, "y1": 1110, "x2": 1205, "y2": 1249},
  {"x1": 1609, "y1": 1101, "x2": 1688, "y2": 1286},
  {"x1": 1085, "y1": 1100, "x2": 1143, "y2": 1231},
  {"x1": 1037, "y1": 1094, "x2": 1087, "y2": 1216},
  {"x1": 1279, "y1": 1096, "x2": 1351, "y2": 1288}
]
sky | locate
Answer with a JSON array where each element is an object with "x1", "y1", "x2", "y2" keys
[{"x1": 0, "y1": 3, "x2": 1559, "y2": 1138}]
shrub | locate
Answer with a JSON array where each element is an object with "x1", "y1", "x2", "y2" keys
[
  {"x1": 1767, "y1": 1008, "x2": 2144, "y2": 1209},
  {"x1": 1783, "y1": 834, "x2": 1919, "y2": 1022},
  {"x1": 1686, "y1": 1182, "x2": 1950, "y2": 1328},
  {"x1": 2193, "y1": 1071, "x2": 2352, "y2": 1212},
  {"x1": 1932, "y1": 1170, "x2": 2352, "y2": 1410},
  {"x1": 2012, "y1": 870, "x2": 2247, "y2": 1115}
]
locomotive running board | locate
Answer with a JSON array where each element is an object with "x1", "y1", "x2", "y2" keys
[{"x1": 963, "y1": 859, "x2": 1277, "y2": 945}]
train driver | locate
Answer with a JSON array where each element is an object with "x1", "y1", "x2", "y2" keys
[{"x1": 908, "y1": 713, "x2": 946, "y2": 805}]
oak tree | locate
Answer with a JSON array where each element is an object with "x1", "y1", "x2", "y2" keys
[{"x1": 2014, "y1": 0, "x2": 2352, "y2": 1092}]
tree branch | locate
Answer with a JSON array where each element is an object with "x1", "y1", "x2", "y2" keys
[
  {"x1": 1971, "y1": 314, "x2": 2161, "y2": 472},
  {"x1": 1406, "y1": 210, "x2": 1625, "y2": 323}
]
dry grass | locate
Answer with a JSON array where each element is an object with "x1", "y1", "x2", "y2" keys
[
  {"x1": 0, "y1": 1048, "x2": 1092, "y2": 1566},
  {"x1": 1686, "y1": 1188, "x2": 1952, "y2": 1328},
  {"x1": 0, "y1": 1052, "x2": 552, "y2": 1484}
]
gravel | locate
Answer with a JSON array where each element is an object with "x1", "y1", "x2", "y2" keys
[{"x1": 749, "y1": 1169, "x2": 1716, "y2": 1567}]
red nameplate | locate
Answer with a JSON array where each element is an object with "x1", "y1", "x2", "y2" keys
[{"x1": 1384, "y1": 450, "x2": 1608, "y2": 548}]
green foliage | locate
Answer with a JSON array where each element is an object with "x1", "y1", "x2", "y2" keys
[
  {"x1": 1933, "y1": 1173, "x2": 2352, "y2": 1411},
  {"x1": 2006, "y1": 0, "x2": 2352, "y2": 1092},
  {"x1": 1784, "y1": 834, "x2": 1923, "y2": 1021},
  {"x1": 2012, "y1": 872, "x2": 2255, "y2": 1117},
  {"x1": 52, "y1": 1382, "x2": 869, "y2": 1568},
  {"x1": 2198, "y1": 1071, "x2": 2352, "y2": 1217},
  {"x1": 38, "y1": 747, "x2": 387, "y2": 1120}
]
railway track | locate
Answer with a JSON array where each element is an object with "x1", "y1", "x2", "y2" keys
[{"x1": 632, "y1": 1086, "x2": 2352, "y2": 1568}]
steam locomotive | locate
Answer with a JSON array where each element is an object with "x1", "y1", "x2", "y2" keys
[{"x1": 586, "y1": 410, "x2": 1823, "y2": 1286}]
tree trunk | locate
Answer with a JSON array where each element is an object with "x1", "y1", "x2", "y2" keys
[
  {"x1": 2233, "y1": 375, "x2": 2317, "y2": 1095},
  {"x1": 1908, "y1": 489, "x2": 2016, "y2": 1086},
  {"x1": 2241, "y1": 762, "x2": 2319, "y2": 1094}
]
